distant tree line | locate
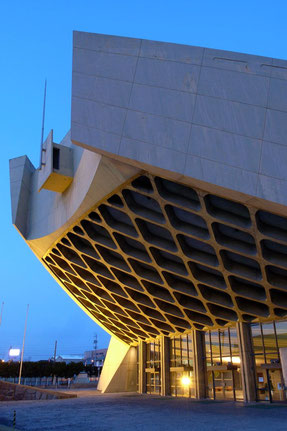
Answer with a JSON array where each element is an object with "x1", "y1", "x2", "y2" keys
[{"x1": 0, "y1": 361, "x2": 85, "y2": 378}]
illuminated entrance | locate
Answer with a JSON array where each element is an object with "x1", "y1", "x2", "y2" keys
[
  {"x1": 170, "y1": 334, "x2": 195, "y2": 398},
  {"x1": 251, "y1": 321, "x2": 287, "y2": 402},
  {"x1": 145, "y1": 340, "x2": 161, "y2": 394},
  {"x1": 136, "y1": 321, "x2": 287, "y2": 403},
  {"x1": 205, "y1": 328, "x2": 243, "y2": 401}
]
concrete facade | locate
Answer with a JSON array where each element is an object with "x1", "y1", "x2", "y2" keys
[
  {"x1": 9, "y1": 32, "x2": 287, "y2": 403},
  {"x1": 71, "y1": 31, "x2": 287, "y2": 210}
]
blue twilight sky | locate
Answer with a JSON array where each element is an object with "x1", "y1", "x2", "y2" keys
[{"x1": 1, "y1": 0, "x2": 287, "y2": 360}]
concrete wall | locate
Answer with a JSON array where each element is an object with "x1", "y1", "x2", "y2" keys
[
  {"x1": 279, "y1": 347, "x2": 287, "y2": 387},
  {"x1": 0, "y1": 381, "x2": 76, "y2": 401},
  {"x1": 71, "y1": 31, "x2": 287, "y2": 208},
  {"x1": 10, "y1": 131, "x2": 139, "y2": 257},
  {"x1": 98, "y1": 337, "x2": 137, "y2": 393}
]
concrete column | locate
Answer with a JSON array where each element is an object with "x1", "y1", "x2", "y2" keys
[
  {"x1": 193, "y1": 330, "x2": 206, "y2": 399},
  {"x1": 279, "y1": 347, "x2": 287, "y2": 387},
  {"x1": 237, "y1": 322, "x2": 257, "y2": 402},
  {"x1": 98, "y1": 337, "x2": 137, "y2": 393},
  {"x1": 161, "y1": 336, "x2": 170, "y2": 396},
  {"x1": 138, "y1": 340, "x2": 146, "y2": 394}
]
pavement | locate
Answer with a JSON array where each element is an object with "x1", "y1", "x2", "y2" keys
[{"x1": 0, "y1": 389, "x2": 287, "y2": 431}]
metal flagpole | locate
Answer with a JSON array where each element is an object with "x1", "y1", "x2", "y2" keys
[
  {"x1": 53, "y1": 340, "x2": 57, "y2": 386},
  {"x1": 0, "y1": 302, "x2": 4, "y2": 327},
  {"x1": 39, "y1": 79, "x2": 47, "y2": 168},
  {"x1": 18, "y1": 304, "x2": 29, "y2": 385},
  {"x1": 53, "y1": 340, "x2": 57, "y2": 361}
]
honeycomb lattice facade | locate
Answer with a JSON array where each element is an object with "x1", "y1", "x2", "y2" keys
[{"x1": 43, "y1": 173, "x2": 287, "y2": 344}]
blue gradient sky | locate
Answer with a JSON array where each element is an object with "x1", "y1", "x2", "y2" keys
[{"x1": 1, "y1": 0, "x2": 287, "y2": 360}]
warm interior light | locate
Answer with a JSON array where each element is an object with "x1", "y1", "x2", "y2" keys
[
  {"x1": 181, "y1": 376, "x2": 191, "y2": 386},
  {"x1": 9, "y1": 348, "x2": 20, "y2": 357},
  {"x1": 222, "y1": 356, "x2": 241, "y2": 364}
]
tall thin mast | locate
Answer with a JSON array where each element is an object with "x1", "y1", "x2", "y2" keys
[
  {"x1": 0, "y1": 302, "x2": 4, "y2": 327},
  {"x1": 39, "y1": 79, "x2": 47, "y2": 168},
  {"x1": 18, "y1": 304, "x2": 29, "y2": 384}
]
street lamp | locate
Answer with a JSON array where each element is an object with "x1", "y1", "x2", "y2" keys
[{"x1": 9, "y1": 348, "x2": 20, "y2": 358}]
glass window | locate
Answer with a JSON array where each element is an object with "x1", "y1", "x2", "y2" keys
[
  {"x1": 230, "y1": 327, "x2": 240, "y2": 360},
  {"x1": 169, "y1": 334, "x2": 195, "y2": 398},
  {"x1": 211, "y1": 331, "x2": 220, "y2": 364},
  {"x1": 205, "y1": 327, "x2": 242, "y2": 401},
  {"x1": 136, "y1": 345, "x2": 139, "y2": 393},
  {"x1": 220, "y1": 330, "x2": 230, "y2": 361},
  {"x1": 145, "y1": 339, "x2": 161, "y2": 395},
  {"x1": 205, "y1": 332, "x2": 211, "y2": 358},
  {"x1": 262, "y1": 322, "x2": 278, "y2": 360},
  {"x1": 250, "y1": 321, "x2": 287, "y2": 402},
  {"x1": 275, "y1": 321, "x2": 287, "y2": 349}
]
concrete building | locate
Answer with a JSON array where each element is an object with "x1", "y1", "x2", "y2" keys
[
  {"x1": 84, "y1": 348, "x2": 107, "y2": 367},
  {"x1": 9, "y1": 31, "x2": 287, "y2": 402},
  {"x1": 55, "y1": 355, "x2": 83, "y2": 364}
]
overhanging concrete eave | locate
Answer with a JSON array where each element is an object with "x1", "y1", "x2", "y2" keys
[{"x1": 71, "y1": 136, "x2": 287, "y2": 220}]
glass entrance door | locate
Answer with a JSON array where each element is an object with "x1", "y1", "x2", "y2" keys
[
  {"x1": 269, "y1": 369, "x2": 285, "y2": 402},
  {"x1": 146, "y1": 371, "x2": 161, "y2": 394},
  {"x1": 205, "y1": 328, "x2": 243, "y2": 401},
  {"x1": 251, "y1": 321, "x2": 287, "y2": 402},
  {"x1": 169, "y1": 334, "x2": 195, "y2": 398},
  {"x1": 145, "y1": 339, "x2": 161, "y2": 395},
  {"x1": 213, "y1": 370, "x2": 234, "y2": 400},
  {"x1": 170, "y1": 370, "x2": 195, "y2": 398}
]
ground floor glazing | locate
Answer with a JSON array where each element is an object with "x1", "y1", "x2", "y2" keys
[{"x1": 136, "y1": 320, "x2": 287, "y2": 402}]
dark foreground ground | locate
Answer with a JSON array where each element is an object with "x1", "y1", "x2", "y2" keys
[{"x1": 0, "y1": 389, "x2": 286, "y2": 431}]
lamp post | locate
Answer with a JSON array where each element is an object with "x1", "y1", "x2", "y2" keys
[
  {"x1": 18, "y1": 304, "x2": 29, "y2": 385},
  {"x1": 0, "y1": 302, "x2": 4, "y2": 327}
]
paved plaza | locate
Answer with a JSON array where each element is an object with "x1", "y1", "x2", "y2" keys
[{"x1": 0, "y1": 389, "x2": 286, "y2": 431}]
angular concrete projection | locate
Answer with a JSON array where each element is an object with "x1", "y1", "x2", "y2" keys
[
  {"x1": 10, "y1": 155, "x2": 34, "y2": 238},
  {"x1": 38, "y1": 130, "x2": 74, "y2": 193},
  {"x1": 98, "y1": 337, "x2": 137, "y2": 393},
  {"x1": 9, "y1": 31, "x2": 287, "y2": 403},
  {"x1": 279, "y1": 347, "x2": 287, "y2": 387}
]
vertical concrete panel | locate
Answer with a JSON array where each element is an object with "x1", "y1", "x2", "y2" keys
[
  {"x1": 73, "y1": 31, "x2": 141, "y2": 56},
  {"x1": 268, "y1": 78, "x2": 287, "y2": 112},
  {"x1": 193, "y1": 330, "x2": 206, "y2": 399},
  {"x1": 257, "y1": 175, "x2": 287, "y2": 206},
  {"x1": 260, "y1": 141, "x2": 287, "y2": 181},
  {"x1": 198, "y1": 67, "x2": 269, "y2": 106},
  {"x1": 119, "y1": 137, "x2": 186, "y2": 173},
  {"x1": 184, "y1": 155, "x2": 258, "y2": 195},
  {"x1": 264, "y1": 109, "x2": 287, "y2": 146},
  {"x1": 10, "y1": 156, "x2": 34, "y2": 238},
  {"x1": 98, "y1": 337, "x2": 137, "y2": 393},
  {"x1": 135, "y1": 57, "x2": 200, "y2": 93},
  {"x1": 161, "y1": 336, "x2": 170, "y2": 396},
  {"x1": 123, "y1": 110, "x2": 191, "y2": 153},
  {"x1": 279, "y1": 348, "x2": 287, "y2": 387},
  {"x1": 71, "y1": 97, "x2": 127, "y2": 135},
  {"x1": 188, "y1": 125, "x2": 262, "y2": 172},
  {"x1": 237, "y1": 322, "x2": 257, "y2": 402},
  {"x1": 193, "y1": 95, "x2": 266, "y2": 139},
  {"x1": 72, "y1": 73, "x2": 133, "y2": 107},
  {"x1": 140, "y1": 39, "x2": 203, "y2": 65},
  {"x1": 73, "y1": 48, "x2": 138, "y2": 81},
  {"x1": 129, "y1": 84, "x2": 196, "y2": 122},
  {"x1": 202, "y1": 48, "x2": 272, "y2": 75},
  {"x1": 138, "y1": 340, "x2": 146, "y2": 394}
]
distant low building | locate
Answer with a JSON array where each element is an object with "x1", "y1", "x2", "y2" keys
[
  {"x1": 55, "y1": 355, "x2": 83, "y2": 364},
  {"x1": 84, "y1": 348, "x2": 107, "y2": 367}
]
